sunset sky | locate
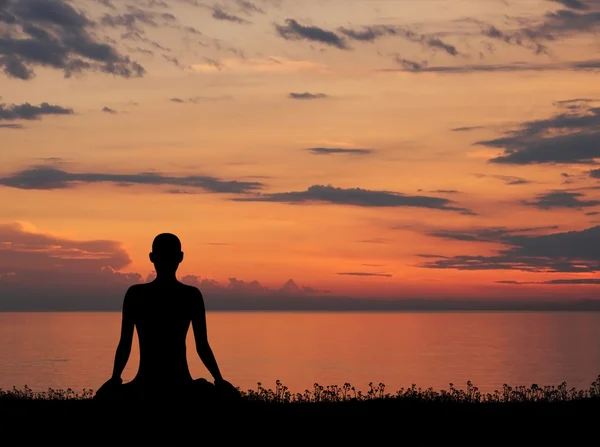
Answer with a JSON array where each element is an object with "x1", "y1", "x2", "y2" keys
[{"x1": 1, "y1": 0, "x2": 600, "y2": 310}]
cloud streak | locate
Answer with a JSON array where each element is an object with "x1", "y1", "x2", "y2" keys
[
  {"x1": 522, "y1": 190, "x2": 600, "y2": 209},
  {"x1": 306, "y1": 148, "x2": 373, "y2": 156},
  {"x1": 0, "y1": 102, "x2": 73, "y2": 121},
  {"x1": 232, "y1": 184, "x2": 474, "y2": 214},
  {"x1": 0, "y1": 167, "x2": 264, "y2": 194},
  {"x1": 275, "y1": 19, "x2": 349, "y2": 49},
  {"x1": 288, "y1": 92, "x2": 328, "y2": 100}
]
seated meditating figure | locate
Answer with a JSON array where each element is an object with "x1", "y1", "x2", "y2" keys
[{"x1": 94, "y1": 233, "x2": 239, "y2": 401}]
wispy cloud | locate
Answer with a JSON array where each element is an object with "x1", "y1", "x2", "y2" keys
[
  {"x1": 306, "y1": 148, "x2": 373, "y2": 156},
  {"x1": 0, "y1": 167, "x2": 264, "y2": 194},
  {"x1": 473, "y1": 173, "x2": 531, "y2": 185},
  {"x1": 522, "y1": 190, "x2": 600, "y2": 209},
  {"x1": 337, "y1": 272, "x2": 392, "y2": 277},
  {"x1": 0, "y1": 103, "x2": 73, "y2": 121},
  {"x1": 275, "y1": 19, "x2": 349, "y2": 50},
  {"x1": 232, "y1": 184, "x2": 474, "y2": 214},
  {"x1": 288, "y1": 92, "x2": 329, "y2": 100},
  {"x1": 211, "y1": 5, "x2": 250, "y2": 24}
]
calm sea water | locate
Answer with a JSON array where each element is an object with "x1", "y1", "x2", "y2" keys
[{"x1": 1, "y1": 312, "x2": 599, "y2": 394}]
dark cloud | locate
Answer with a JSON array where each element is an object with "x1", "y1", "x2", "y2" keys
[
  {"x1": 357, "y1": 238, "x2": 388, "y2": 244},
  {"x1": 550, "y1": 0, "x2": 590, "y2": 9},
  {"x1": 381, "y1": 59, "x2": 600, "y2": 74},
  {"x1": 431, "y1": 189, "x2": 460, "y2": 194},
  {"x1": 0, "y1": 166, "x2": 264, "y2": 194},
  {"x1": 306, "y1": 148, "x2": 373, "y2": 155},
  {"x1": 522, "y1": 190, "x2": 600, "y2": 209},
  {"x1": 339, "y1": 25, "x2": 458, "y2": 56},
  {"x1": 451, "y1": 126, "x2": 484, "y2": 132},
  {"x1": 480, "y1": 102, "x2": 600, "y2": 165},
  {"x1": 421, "y1": 224, "x2": 600, "y2": 273},
  {"x1": 0, "y1": 0, "x2": 145, "y2": 80},
  {"x1": 234, "y1": 0, "x2": 264, "y2": 14},
  {"x1": 0, "y1": 102, "x2": 73, "y2": 121},
  {"x1": 102, "y1": 106, "x2": 117, "y2": 114},
  {"x1": 425, "y1": 225, "x2": 559, "y2": 243},
  {"x1": 473, "y1": 173, "x2": 531, "y2": 185},
  {"x1": 394, "y1": 56, "x2": 425, "y2": 71},
  {"x1": 211, "y1": 5, "x2": 250, "y2": 24},
  {"x1": 100, "y1": 6, "x2": 175, "y2": 31},
  {"x1": 586, "y1": 211, "x2": 600, "y2": 215},
  {"x1": 588, "y1": 168, "x2": 600, "y2": 179},
  {"x1": 275, "y1": 19, "x2": 349, "y2": 50},
  {"x1": 0, "y1": 123, "x2": 23, "y2": 129},
  {"x1": 499, "y1": 278, "x2": 600, "y2": 285},
  {"x1": 232, "y1": 184, "x2": 474, "y2": 214},
  {"x1": 288, "y1": 92, "x2": 328, "y2": 100},
  {"x1": 337, "y1": 272, "x2": 392, "y2": 277}
]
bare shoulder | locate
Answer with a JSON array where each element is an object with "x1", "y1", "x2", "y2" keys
[
  {"x1": 125, "y1": 283, "x2": 145, "y2": 297},
  {"x1": 181, "y1": 283, "x2": 203, "y2": 298}
]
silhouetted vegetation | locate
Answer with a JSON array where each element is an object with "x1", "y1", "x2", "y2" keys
[{"x1": 3, "y1": 375, "x2": 600, "y2": 403}]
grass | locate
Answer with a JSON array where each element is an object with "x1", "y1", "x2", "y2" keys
[
  {"x1": 2, "y1": 375, "x2": 600, "y2": 403},
  {"x1": 2, "y1": 377, "x2": 599, "y2": 443}
]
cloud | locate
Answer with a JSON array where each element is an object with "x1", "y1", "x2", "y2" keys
[
  {"x1": 169, "y1": 95, "x2": 232, "y2": 103},
  {"x1": 337, "y1": 272, "x2": 393, "y2": 277},
  {"x1": 0, "y1": 0, "x2": 145, "y2": 80},
  {"x1": 288, "y1": 92, "x2": 328, "y2": 100},
  {"x1": 550, "y1": 0, "x2": 590, "y2": 10},
  {"x1": 232, "y1": 184, "x2": 474, "y2": 214},
  {"x1": 0, "y1": 166, "x2": 264, "y2": 194},
  {"x1": 0, "y1": 222, "x2": 141, "y2": 310},
  {"x1": 421, "y1": 224, "x2": 600, "y2": 273},
  {"x1": 191, "y1": 56, "x2": 329, "y2": 74},
  {"x1": 0, "y1": 123, "x2": 24, "y2": 129},
  {"x1": 473, "y1": 173, "x2": 531, "y2": 185},
  {"x1": 102, "y1": 106, "x2": 117, "y2": 114},
  {"x1": 452, "y1": 126, "x2": 484, "y2": 132},
  {"x1": 381, "y1": 59, "x2": 600, "y2": 74},
  {"x1": 480, "y1": 101, "x2": 600, "y2": 165},
  {"x1": 211, "y1": 5, "x2": 250, "y2": 24},
  {"x1": 357, "y1": 238, "x2": 388, "y2": 244},
  {"x1": 498, "y1": 278, "x2": 600, "y2": 285},
  {"x1": 306, "y1": 148, "x2": 373, "y2": 155},
  {"x1": 522, "y1": 190, "x2": 600, "y2": 209},
  {"x1": 340, "y1": 25, "x2": 458, "y2": 56},
  {"x1": 275, "y1": 19, "x2": 349, "y2": 49},
  {"x1": 100, "y1": 6, "x2": 176, "y2": 31},
  {"x1": 234, "y1": 0, "x2": 265, "y2": 14},
  {"x1": 0, "y1": 102, "x2": 73, "y2": 121}
]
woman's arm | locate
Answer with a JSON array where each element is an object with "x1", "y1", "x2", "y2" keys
[
  {"x1": 111, "y1": 287, "x2": 136, "y2": 381},
  {"x1": 191, "y1": 288, "x2": 223, "y2": 382}
]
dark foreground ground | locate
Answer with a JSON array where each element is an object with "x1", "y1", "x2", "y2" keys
[
  {"x1": 1, "y1": 398, "x2": 599, "y2": 443},
  {"x1": 2, "y1": 379, "x2": 600, "y2": 443}
]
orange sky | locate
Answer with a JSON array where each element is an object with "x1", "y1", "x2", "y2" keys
[{"x1": 1, "y1": 0, "x2": 600, "y2": 310}]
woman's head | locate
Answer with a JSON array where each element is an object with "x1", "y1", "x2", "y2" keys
[{"x1": 149, "y1": 233, "x2": 184, "y2": 277}]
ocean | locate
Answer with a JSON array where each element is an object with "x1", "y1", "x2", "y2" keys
[{"x1": 1, "y1": 311, "x2": 599, "y2": 394}]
